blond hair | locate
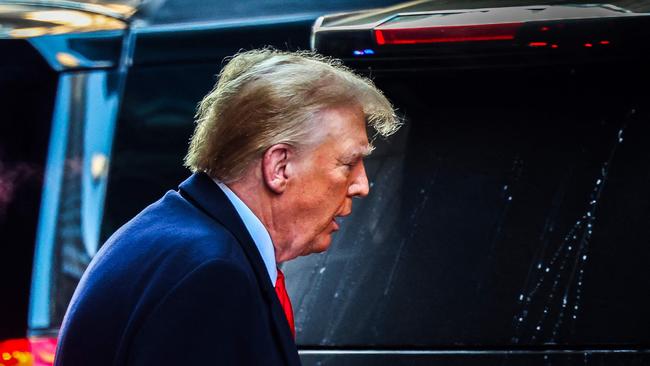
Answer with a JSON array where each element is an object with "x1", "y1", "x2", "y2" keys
[{"x1": 184, "y1": 48, "x2": 400, "y2": 182}]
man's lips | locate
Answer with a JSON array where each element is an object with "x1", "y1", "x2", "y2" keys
[{"x1": 332, "y1": 210, "x2": 351, "y2": 231}]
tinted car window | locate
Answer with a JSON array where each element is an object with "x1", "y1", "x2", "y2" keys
[
  {"x1": 285, "y1": 65, "x2": 650, "y2": 347},
  {"x1": 99, "y1": 62, "x2": 215, "y2": 240}
]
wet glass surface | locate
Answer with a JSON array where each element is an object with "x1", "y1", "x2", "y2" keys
[{"x1": 285, "y1": 65, "x2": 650, "y2": 347}]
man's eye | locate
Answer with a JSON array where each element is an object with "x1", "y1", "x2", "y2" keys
[{"x1": 339, "y1": 158, "x2": 359, "y2": 170}]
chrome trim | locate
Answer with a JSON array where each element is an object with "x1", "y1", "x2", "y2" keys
[{"x1": 310, "y1": 16, "x2": 325, "y2": 50}]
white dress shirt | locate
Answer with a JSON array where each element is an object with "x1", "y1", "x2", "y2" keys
[{"x1": 213, "y1": 180, "x2": 278, "y2": 286}]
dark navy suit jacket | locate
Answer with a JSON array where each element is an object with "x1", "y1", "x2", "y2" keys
[{"x1": 54, "y1": 173, "x2": 301, "y2": 366}]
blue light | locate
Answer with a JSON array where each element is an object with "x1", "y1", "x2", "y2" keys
[{"x1": 353, "y1": 49, "x2": 376, "y2": 56}]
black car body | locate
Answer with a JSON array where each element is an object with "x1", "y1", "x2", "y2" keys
[{"x1": 2, "y1": 0, "x2": 650, "y2": 364}]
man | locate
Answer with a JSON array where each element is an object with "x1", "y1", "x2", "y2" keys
[{"x1": 54, "y1": 49, "x2": 399, "y2": 365}]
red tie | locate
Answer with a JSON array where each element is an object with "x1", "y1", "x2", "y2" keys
[{"x1": 275, "y1": 269, "x2": 295, "y2": 338}]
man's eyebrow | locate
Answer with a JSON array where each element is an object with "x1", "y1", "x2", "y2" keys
[
  {"x1": 342, "y1": 145, "x2": 374, "y2": 163},
  {"x1": 362, "y1": 144, "x2": 375, "y2": 157}
]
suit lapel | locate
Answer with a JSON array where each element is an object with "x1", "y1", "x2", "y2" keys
[{"x1": 178, "y1": 173, "x2": 301, "y2": 366}]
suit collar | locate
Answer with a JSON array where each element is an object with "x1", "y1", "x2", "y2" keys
[
  {"x1": 178, "y1": 173, "x2": 301, "y2": 366},
  {"x1": 213, "y1": 180, "x2": 278, "y2": 286}
]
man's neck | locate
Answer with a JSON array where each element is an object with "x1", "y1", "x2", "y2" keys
[{"x1": 227, "y1": 177, "x2": 287, "y2": 263}]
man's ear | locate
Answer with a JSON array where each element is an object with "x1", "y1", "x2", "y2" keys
[{"x1": 262, "y1": 144, "x2": 292, "y2": 194}]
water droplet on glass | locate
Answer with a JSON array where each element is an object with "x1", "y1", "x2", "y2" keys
[
  {"x1": 319, "y1": 267, "x2": 326, "y2": 274},
  {"x1": 518, "y1": 317, "x2": 523, "y2": 322},
  {"x1": 545, "y1": 267, "x2": 550, "y2": 273},
  {"x1": 536, "y1": 326, "x2": 541, "y2": 331},
  {"x1": 519, "y1": 294, "x2": 524, "y2": 301},
  {"x1": 582, "y1": 255, "x2": 587, "y2": 260},
  {"x1": 596, "y1": 179, "x2": 602, "y2": 185},
  {"x1": 503, "y1": 185, "x2": 509, "y2": 191},
  {"x1": 568, "y1": 246, "x2": 573, "y2": 251},
  {"x1": 508, "y1": 196, "x2": 513, "y2": 201}
]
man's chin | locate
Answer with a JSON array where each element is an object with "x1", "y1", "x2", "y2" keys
[{"x1": 301, "y1": 235, "x2": 333, "y2": 256}]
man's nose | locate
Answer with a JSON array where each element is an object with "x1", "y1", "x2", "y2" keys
[{"x1": 348, "y1": 161, "x2": 370, "y2": 198}]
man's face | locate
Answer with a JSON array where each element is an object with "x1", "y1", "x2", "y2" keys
[{"x1": 278, "y1": 105, "x2": 371, "y2": 261}]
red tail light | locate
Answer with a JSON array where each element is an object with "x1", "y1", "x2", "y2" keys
[
  {"x1": 0, "y1": 337, "x2": 57, "y2": 366},
  {"x1": 374, "y1": 22, "x2": 523, "y2": 45}
]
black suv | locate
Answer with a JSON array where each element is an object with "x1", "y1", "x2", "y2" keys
[
  {"x1": 290, "y1": 1, "x2": 650, "y2": 365},
  {"x1": 2, "y1": 0, "x2": 650, "y2": 365}
]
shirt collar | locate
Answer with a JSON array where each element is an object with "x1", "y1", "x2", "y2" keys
[{"x1": 213, "y1": 179, "x2": 278, "y2": 286}]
